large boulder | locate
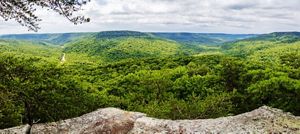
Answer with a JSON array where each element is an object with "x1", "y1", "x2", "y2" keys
[
  {"x1": 30, "y1": 108, "x2": 145, "y2": 134},
  {"x1": 0, "y1": 125, "x2": 30, "y2": 134},
  {"x1": 1, "y1": 106, "x2": 299, "y2": 134},
  {"x1": 129, "y1": 106, "x2": 300, "y2": 133}
]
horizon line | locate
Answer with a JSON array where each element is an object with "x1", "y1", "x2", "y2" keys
[{"x1": 0, "y1": 30, "x2": 300, "y2": 36}]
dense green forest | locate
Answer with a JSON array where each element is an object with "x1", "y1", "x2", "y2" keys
[
  {"x1": 0, "y1": 31, "x2": 299, "y2": 129},
  {"x1": 0, "y1": 31, "x2": 255, "y2": 45}
]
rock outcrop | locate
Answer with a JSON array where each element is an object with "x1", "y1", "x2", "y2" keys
[
  {"x1": 0, "y1": 125, "x2": 30, "y2": 134},
  {"x1": 130, "y1": 106, "x2": 300, "y2": 134},
  {"x1": 1, "y1": 106, "x2": 300, "y2": 134},
  {"x1": 30, "y1": 108, "x2": 145, "y2": 134}
]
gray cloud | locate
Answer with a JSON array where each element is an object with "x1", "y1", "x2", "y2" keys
[
  {"x1": 227, "y1": 2, "x2": 258, "y2": 10},
  {"x1": 0, "y1": 0, "x2": 300, "y2": 34}
]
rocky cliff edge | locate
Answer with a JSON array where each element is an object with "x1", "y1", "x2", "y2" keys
[{"x1": 1, "y1": 106, "x2": 299, "y2": 134}]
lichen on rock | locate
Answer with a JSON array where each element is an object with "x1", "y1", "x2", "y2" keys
[
  {"x1": 129, "y1": 106, "x2": 300, "y2": 133},
  {"x1": 0, "y1": 106, "x2": 299, "y2": 134}
]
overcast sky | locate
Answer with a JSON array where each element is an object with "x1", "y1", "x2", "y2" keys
[{"x1": 1, "y1": 0, "x2": 300, "y2": 34}]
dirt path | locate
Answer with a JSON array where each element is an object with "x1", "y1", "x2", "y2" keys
[{"x1": 60, "y1": 53, "x2": 66, "y2": 63}]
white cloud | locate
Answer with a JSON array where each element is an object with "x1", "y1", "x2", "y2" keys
[{"x1": 0, "y1": 0, "x2": 299, "y2": 34}]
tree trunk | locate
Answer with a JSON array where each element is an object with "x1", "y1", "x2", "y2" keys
[{"x1": 25, "y1": 101, "x2": 33, "y2": 126}]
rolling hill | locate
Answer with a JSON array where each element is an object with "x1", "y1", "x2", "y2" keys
[
  {"x1": 221, "y1": 32, "x2": 300, "y2": 58},
  {"x1": 1, "y1": 31, "x2": 300, "y2": 130},
  {"x1": 0, "y1": 33, "x2": 93, "y2": 45},
  {"x1": 0, "y1": 39, "x2": 62, "y2": 60},
  {"x1": 244, "y1": 32, "x2": 300, "y2": 43},
  {"x1": 152, "y1": 33, "x2": 256, "y2": 45},
  {"x1": 95, "y1": 31, "x2": 153, "y2": 39},
  {"x1": 0, "y1": 31, "x2": 256, "y2": 46},
  {"x1": 63, "y1": 35, "x2": 182, "y2": 62}
]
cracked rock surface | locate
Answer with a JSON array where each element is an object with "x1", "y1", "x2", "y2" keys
[{"x1": 1, "y1": 106, "x2": 299, "y2": 134}]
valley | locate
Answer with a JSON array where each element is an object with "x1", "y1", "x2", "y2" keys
[{"x1": 0, "y1": 31, "x2": 299, "y2": 129}]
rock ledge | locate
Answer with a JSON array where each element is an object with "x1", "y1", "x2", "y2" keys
[{"x1": 1, "y1": 106, "x2": 299, "y2": 134}]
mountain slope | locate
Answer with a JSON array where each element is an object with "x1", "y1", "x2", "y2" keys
[
  {"x1": 245, "y1": 32, "x2": 300, "y2": 43},
  {"x1": 152, "y1": 33, "x2": 256, "y2": 45},
  {"x1": 0, "y1": 33, "x2": 93, "y2": 45},
  {"x1": 0, "y1": 39, "x2": 61, "y2": 59},
  {"x1": 95, "y1": 31, "x2": 153, "y2": 39},
  {"x1": 221, "y1": 32, "x2": 300, "y2": 57},
  {"x1": 0, "y1": 31, "x2": 256, "y2": 46},
  {"x1": 64, "y1": 36, "x2": 182, "y2": 61}
]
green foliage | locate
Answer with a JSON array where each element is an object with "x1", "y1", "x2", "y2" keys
[
  {"x1": 246, "y1": 32, "x2": 300, "y2": 43},
  {"x1": 0, "y1": 34, "x2": 300, "y2": 129},
  {"x1": 0, "y1": 53, "x2": 103, "y2": 128},
  {"x1": 64, "y1": 37, "x2": 182, "y2": 62},
  {"x1": 0, "y1": 91, "x2": 23, "y2": 128},
  {"x1": 247, "y1": 76, "x2": 300, "y2": 113},
  {"x1": 0, "y1": 33, "x2": 93, "y2": 45},
  {"x1": 0, "y1": 40, "x2": 62, "y2": 60}
]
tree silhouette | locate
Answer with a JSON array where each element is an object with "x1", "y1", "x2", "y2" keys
[{"x1": 0, "y1": 0, "x2": 90, "y2": 32}]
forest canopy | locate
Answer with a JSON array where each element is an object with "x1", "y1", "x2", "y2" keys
[{"x1": 0, "y1": 33, "x2": 299, "y2": 128}]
